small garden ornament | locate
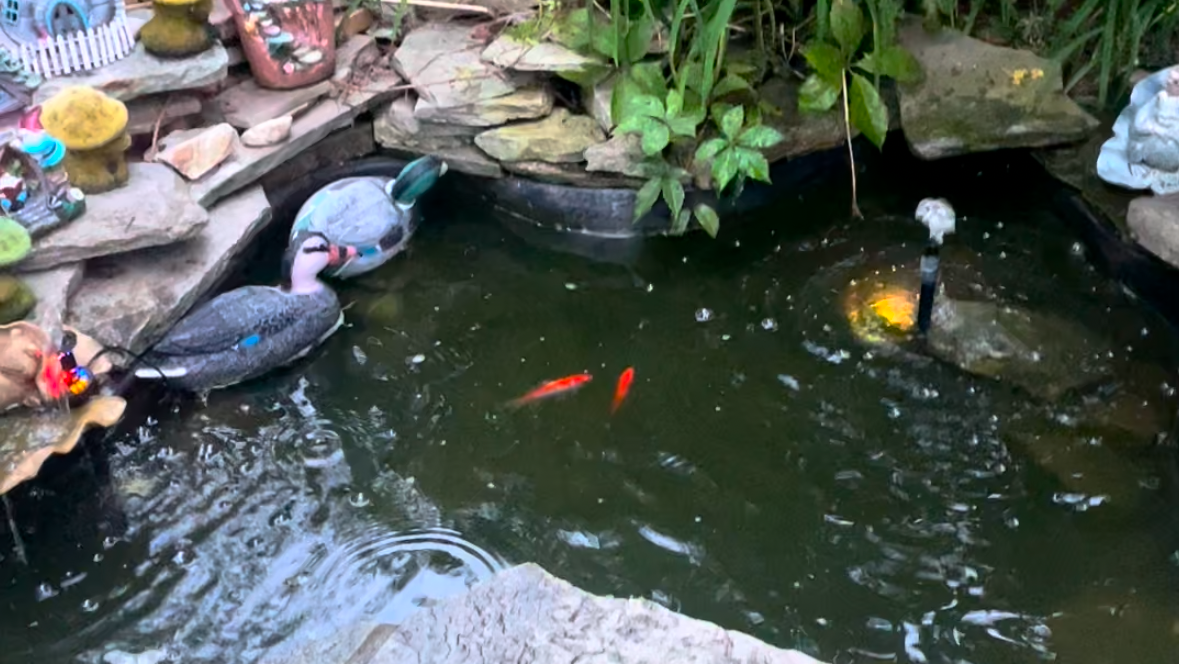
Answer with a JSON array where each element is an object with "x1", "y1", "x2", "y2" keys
[
  {"x1": 140, "y1": 0, "x2": 216, "y2": 58},
  {"x1": 39, "y1": 86, "x2": 131, "y2": 194},
  {"x1": 1097, "y1": 66, "x2": 1179, "y2": 195}
]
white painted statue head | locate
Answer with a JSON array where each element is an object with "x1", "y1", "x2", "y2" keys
[{"x1": 915, "y1": 198, "x2": 956, "y2": 245}]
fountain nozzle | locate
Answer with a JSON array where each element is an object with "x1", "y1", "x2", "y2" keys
[{"x1": 914, "y1": 199, "x2": 957, "y2": 336}]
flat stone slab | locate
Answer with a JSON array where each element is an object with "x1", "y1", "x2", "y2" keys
[
  {"x1": 217, "y1": 79, "x2": 333, "y2": 129},
  {"x1": 896, "y1": 19, "x2": 1098, "y2": 160},
  {"x1": 169, "y1": 36, "x2": 399, "y2": 208},
  {"x1": 68, "y1": 186, "x2": 272, "y2": 353},
  {"x1": 393, "y1": 23, "x2": 518, "y2": 109},
  {"x1": 34, "y1": 42, "x2": 229, "y2": 104},
  {"x1": 126, "y1": 93, "x2": 205, "y2": 135},
  {"x1": 20, "y1": 262, "x2": 84, "y2": 330},
  {"x1": 262, "y1": 563, "x2": 827, "y2": 664},
  {"x1": 1126, "y1": 193, "x2": 1179, "y2": 267},
  {"x1": 758, "y1": 74, "x2": 849, "y2": 163},
  {"x1": 17, "y1": 163, "x2": 208, "y2": 272}
]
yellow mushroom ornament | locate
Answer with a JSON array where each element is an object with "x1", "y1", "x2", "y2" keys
[
  {"x1": 39, "y1": 86, "x2": 131, "y2": 195},
  {"x1": 140, "y1": 0, "x2": 215, "y2": 58}
]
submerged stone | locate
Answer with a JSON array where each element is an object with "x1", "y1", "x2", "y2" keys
[
  {"x1": 896, "y1": 19, "x2": 1098, "y2": 160},
  {"x1": 926, "y1": 298, "x2": 1112, "y2": 400}
]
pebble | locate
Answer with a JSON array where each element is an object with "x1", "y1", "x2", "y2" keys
[{"x1": 297, "y1": 49, "x2": 324, "y2": 65}]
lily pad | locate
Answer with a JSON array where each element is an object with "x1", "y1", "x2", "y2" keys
[{"x1": 0, "y1": 395, "x2": 126, "y2": 495}]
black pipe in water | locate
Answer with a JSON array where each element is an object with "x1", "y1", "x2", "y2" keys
[{"x1": 916, "y1": 243, "x2": 940, "y2": 336}]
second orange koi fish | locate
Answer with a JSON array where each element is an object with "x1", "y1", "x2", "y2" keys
[
  {"x1": 611, "y1": 367, "x2": 635, "y2": 414},
  {"x1": 507, "y1": 373, "x2": 593, "y2": 408}
]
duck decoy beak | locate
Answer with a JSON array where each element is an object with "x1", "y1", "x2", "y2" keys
[{"x1": 328, "y1": 244, "x2": 359, "y2": 267}]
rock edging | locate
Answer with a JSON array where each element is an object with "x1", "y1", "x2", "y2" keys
[{"x1": 262, "y1": 562, "x2": 827, "y2": 664}]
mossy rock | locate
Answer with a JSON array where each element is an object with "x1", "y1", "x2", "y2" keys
[
  {"x1": 0, "y1": 216, "x2": 32, "y2": 267},
  {"x1": 0, "y1": 276, "x2": 36, "y2": 324}
]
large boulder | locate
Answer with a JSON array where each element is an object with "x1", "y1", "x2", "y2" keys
[
  {"x1": 262, "y1": 562, "x2": 827, "y2": 664},
  {"x1": 896, "y1": 19, "x2": 1099, "y2": 159}
]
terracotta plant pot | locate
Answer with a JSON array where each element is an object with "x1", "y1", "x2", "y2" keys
[{"x1": 227, "y1": 0, "x2": 337, "y2": 90}]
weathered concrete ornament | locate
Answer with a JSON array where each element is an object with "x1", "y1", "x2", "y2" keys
[
  {"x1": 0, "y1": 0, "x2": 135, "y2": 78},
  {"x1": 1097, "y1": 65, "x2": 1179, "y2": 195},
  {"x1": 0, "y1": 127, "x2": 85, "y2": 236}
]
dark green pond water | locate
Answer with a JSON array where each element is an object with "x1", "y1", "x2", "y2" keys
[{"x1": 2, "y1": 153, "x2": 1179, "y2": 664}]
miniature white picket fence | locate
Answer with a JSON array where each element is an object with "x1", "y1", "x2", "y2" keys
[{"x1": 18, "y1": 21, "x2": 136, "y2": 78}]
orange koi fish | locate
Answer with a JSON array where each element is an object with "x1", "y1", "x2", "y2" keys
[
  {"x1": 508, "y1": 373, "x2": 592, "y2": 408},
  {"x1": 611, "y1": 367, "x2": 635, "y2": 414}
]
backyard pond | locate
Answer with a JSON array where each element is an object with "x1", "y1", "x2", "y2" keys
[{"x1": 1, "y1": 152, "x2": 1178, "y2": 664}]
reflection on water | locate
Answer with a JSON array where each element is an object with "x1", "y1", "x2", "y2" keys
[{"x1": 2, "y1": 155, "x2": 1179, "y2": 663}]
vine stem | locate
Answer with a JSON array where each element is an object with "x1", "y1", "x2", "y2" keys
[{"x1": 840, "y1": 70, "x2": 861, "y2": 218}]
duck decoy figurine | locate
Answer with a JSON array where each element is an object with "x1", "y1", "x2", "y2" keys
[
  {"x1": 134, "y1": 232, "x2": 358, "y2": 392},
  {"x1": 1097, "y1": 66, "x2": 1179, "y2": 195},
  {"x1": 289, "y1": 155, "x2": 448, "y2": 279}
]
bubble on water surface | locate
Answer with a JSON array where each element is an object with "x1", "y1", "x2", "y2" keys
[
  {"x1": 761, "y1": 318, "x2": 777, "y2": 331},
  {"x1": 777, "y1": 374, "x2": 800, "y2": 390},
  {"x1": 695, "y1": 308, "x2": 713, "y2": 322},
  {"x1": 351, "y1": 346, "x2": 367, "y2": 365}
]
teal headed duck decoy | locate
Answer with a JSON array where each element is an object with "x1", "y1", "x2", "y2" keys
[
  {"x1": 288, "y1": 155, "x2": 447, "y2": 279},
  {"x1": 134, "y1": 232, "x2": 358, "y2": 392}
]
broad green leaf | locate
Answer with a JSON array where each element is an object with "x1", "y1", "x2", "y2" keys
[
  {"x1": 625, "y1": 13, "x2": 657, "y2": 63},
  {"x1": 629, "y1": 93, "x2": 665, "y2": 118},
  {"x1": 665, "y1": 89, "x2": 684, "y2": 119},
  {"x1": 711, "y1": 73, "x2": 751, "y2": 98},
  {"x1": 672, "y1": 208, "x2": 691, "y2": 234},
  {"x1": 737, "y1": 124, "x2": 784, "y2": 149},
  {"x1": 712, "y1": 147, "x2": 740, "y2": 192},
  {"x1": 630, "y1": 61, "x2": 667, "y2": 95},
  {"x1": 661, "y1": 176, "x2": 685, "y2": 221},
  {"x1": 720, "y1": 105, "x2": 744, "y2": 140},
  {"x1": 849, "y1": 72, "x2": 888, "y2": 149},
  {"x1": 611, "y1": 74, "x2": 643, "y2": 126},
  {"x1": 694, "y1": 203, "x2": 720, "y2": 238},
  {"x1": 641, "y1": 124, "x2": 671, "y2": 155},
  {"x1": 667, "y1": 114, "x2": 700, "y2": 137},
  {"x1": 616, "y1": 114, "x2": 663, "y2": 136},
  {"x1": 709, "y1": 102, "x2": 735, "y2": 125},
  {"x1": 551, "y1": 8, "x2": 592, "y2": 51},
  {"x1": 634, "y1": 177, "x2": 662, "y2": 222},
  {"x1": 591, "y1": 27, "x2": 618, "y2": 60},
  {"x1": 679, "y1": 61, "x2": 704, "y2": 93},
  {"x1": 802, "y1": 43, "x2": 845, "y2": 83},
  {"x1": 735, "y1": 147, "x2": 771, "y2": 182},
  {"x1": 798, "y1": 74, "x2": 840, "y2": 113},
  {"x1": 695, "y1": 137, "x2": 728, "y2": 162},
  {"x1": 830, "y1": 0, "x2": 865, "y2": 58},
  {"x1": 856, "y1": 45, "x2": 921, "y2": 83}
]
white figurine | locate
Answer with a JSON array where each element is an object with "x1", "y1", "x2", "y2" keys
[{"x1": 1096, "y1": 66, "x2": 1179, "y2": 195}]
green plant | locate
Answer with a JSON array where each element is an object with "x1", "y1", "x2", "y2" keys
[
  {"x1": 550, "y1": 0, "x2": 785, "y2": 238},
  {"x1": 1049, "y1": 0, "x2": 1176, "y2": 106},
  {"x1": 695, "y1": 104, "x2": 781, "y2": 197},
  {"x1": 798, "y1": 0, "x2": 918, "y2": 216}
]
